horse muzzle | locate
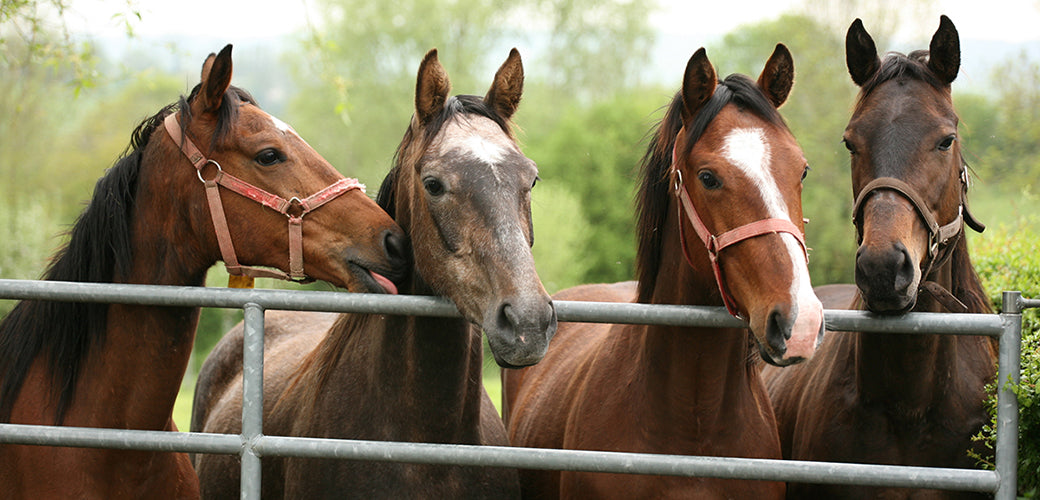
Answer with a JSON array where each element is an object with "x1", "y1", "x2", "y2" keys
[{"x1": 484, "y1": 295, "x2": 557, "y2": 368}]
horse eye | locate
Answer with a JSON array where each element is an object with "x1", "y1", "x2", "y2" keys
[
  {"x1": 841, "y1": 138, "x2": 856, "y2": 154},
  {"x1": 697, "y1": 170, "x2": 722, "y2": 190},
  {"x1": 532, "y1": 176, "x2": 540, "y2": 189},
  {"x1": 255, "y1": 149, "x2": 283, "y2": 167},
  {"x1": 938, "y1": 135, "x2": 956, "y2": 151},
  {"x1": 423, "y1": 177, "x2": 446, "y2": 197},
  {"x1": 801, "y1": 165, "x2": 811, "y2": 182}
]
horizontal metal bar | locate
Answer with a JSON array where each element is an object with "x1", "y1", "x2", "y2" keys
[
  {"x1": 0, "y1": 279, "x2": 1005, "y2": 334},
  {"x1": 0, "y1": 423, "x2": 241, "y2": 455},
  {"x1": 1019, "y1": 298, "x2": 1040, "y2": 310},
  {"x1": 0, "y1": 421, "x2": 996, "y2": 493},
  {"x1": 252, "y1": 436, "x2": 997, "y2": 492}
]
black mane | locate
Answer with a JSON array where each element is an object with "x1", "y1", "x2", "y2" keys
[
  {"x1": 0, "y1": 84, "x2": 251, "y2": 424},
  {"x1": 635, "y1": 74, "x2": 788, "y2": 303}
]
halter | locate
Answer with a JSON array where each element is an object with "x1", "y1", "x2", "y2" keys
[
  {"x1": 670, "y1": 140, "x2": 808, "y2": 318},
  {"x1": 164, "y1": 112, "x2": 365, "y2": 284},
  {"x1": 851, "y1": 165, "x2": 985, "y2": 312}
]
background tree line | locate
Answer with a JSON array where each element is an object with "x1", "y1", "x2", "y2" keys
[{"x1": 2, "y1": 0, "x2": 1039, "y2": 490}]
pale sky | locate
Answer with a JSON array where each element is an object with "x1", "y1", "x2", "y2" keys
[{"x1": 68, "y1": 0, "x2": 1040, "y2": 43}]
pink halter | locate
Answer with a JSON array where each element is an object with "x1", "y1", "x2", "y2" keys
[
  {"x1": 164, "y1": 112, "x2": 364, "y2": 283},
  {"x1": 670, "y1": 140, "x2": 808, "y2": 317}
]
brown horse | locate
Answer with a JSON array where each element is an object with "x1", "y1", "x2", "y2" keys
[
  {"x1": 191, "y1": 48, "x2": 557, "y2": 498},
  {"x1": 762, "y1": 17, "x2": 995, "y2": 499},
  {"x1": 503, "y1": 45, "x2": 823, "y2": 499},
  {"x1": 0, "y1": 45, "x2": 407, "y2": 499}
]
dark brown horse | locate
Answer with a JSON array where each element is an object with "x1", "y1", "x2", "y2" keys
[
  {"x1": 191, "y1": 48, "x2": 557, "y2": 498},
  {"x1": 762, "y1": 17, "x2": 995, "y2": 499},
  {"x1": 0, "y1": 45, "x2": 407, "y2": 499},
  {"x1": 503, "y1": 45, "x2": 823, "y2": 499}
]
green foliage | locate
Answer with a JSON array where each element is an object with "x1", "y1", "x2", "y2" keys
[
  {"x1": 521, "y1": 90, "x2": 667, "y2": 284},
  {"x1": 529, "y1": 182, "x2": 592, "y2": 293},
  {"x1": 970, "y1": 213, "x2": 1040, "y2": 497},
  {"x1": 965, "y1": 52, "x2": 1040, "y2": 191}
]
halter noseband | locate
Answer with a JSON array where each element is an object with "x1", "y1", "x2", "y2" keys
[
  {"x1": 670, "y1": 141, "x2": 808, "y2": 318},
  {"x1": 851, "y1": 166, "x2": 984, "y2": 280},
  {"x1": 851, "y1": 166, "x2": 985, "y2": 312},
  {"x1": 164, "y1": 112, "x2": 364, "y2": 284}
]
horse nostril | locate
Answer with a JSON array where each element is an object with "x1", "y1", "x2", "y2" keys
[
  {"x1": 767, "y1": 308, "x2": 790, "y2": 354},
  {"x1": 892, "y1": 242, "x2": 915, "y2": 291},
  {"x1": 497, "y1": 303, "x2": 520, "y2": 337},
  {"x1": 383, "y1": 230, "x2": 410, "y2": 269}
]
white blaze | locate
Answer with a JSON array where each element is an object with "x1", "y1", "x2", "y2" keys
[{"x1": 722, "y1": 128, "x2": 821, "y2": 358}]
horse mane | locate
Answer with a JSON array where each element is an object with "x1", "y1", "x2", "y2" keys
[
  {"x1": 855, "y1": 51, "x2": 946, "y2": 109},
  {"x1": 635, "y1": 74, "x2": 788, "y2": 303},
  {"x1": 0, "y1": 84, "x2": 253, "y2": 425}
]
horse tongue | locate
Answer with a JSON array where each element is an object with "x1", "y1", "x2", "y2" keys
[{"x1": 370, "y1": 271, "x2": 398, "y2": 295}]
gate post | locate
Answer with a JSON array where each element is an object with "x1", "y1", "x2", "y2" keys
[
  {"x1": 241, "y1": 302, "x2": 266, "y2": 499},
  {"x1": 995, "y1": 291, "x2": 1022, "y2": 500}
]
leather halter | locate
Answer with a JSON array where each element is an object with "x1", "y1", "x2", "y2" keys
[
  {"x1": 164, "y1": 112, "x2": 364, "y2": 283},
  {"x1": 851, "y1": 166, "x2": 984, "y2": 281},
  {"x1": 851, "y1": 166, "x2": 985, "y2": 312},
  {"x1": 670, "y1": 141, "x2": 808, "y2": 318}
]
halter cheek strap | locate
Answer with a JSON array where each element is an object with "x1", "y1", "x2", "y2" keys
[
  {"x1": 164, "y1": 113, "x2": 365, "y2": 283},
  {"x1": 670, "y1": 142, "x2": 809, "y2": 317}
]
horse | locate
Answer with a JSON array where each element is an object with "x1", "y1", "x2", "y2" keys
[
  {"x1": 191, "y1": 48, "x2": 557, "y2": 499},
  {"x1": 0, "y1": 45, "x2": 408, "y2": 499},
  {"x1": 503, "y1": 44, "x2": 823, "y2": 499},
  {"x1": 761, "y1": 16, "x2": 995, "y2": 499}
]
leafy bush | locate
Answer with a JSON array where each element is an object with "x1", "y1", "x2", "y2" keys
[{"x1": 970, "y1": 213, "x2": 1040, "y2": 496}]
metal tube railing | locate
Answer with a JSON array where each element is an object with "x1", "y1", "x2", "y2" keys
[{"x1": 0, "y1": 279, "x2": 1026, "y2": 498}]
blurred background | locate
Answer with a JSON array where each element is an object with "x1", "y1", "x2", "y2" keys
[{"x1": 2, "y1": 0, "x2": 1038, "y2": 432}]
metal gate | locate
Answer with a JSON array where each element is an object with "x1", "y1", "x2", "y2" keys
[{"x1": 0, "y1": 279, "x2": 1030, "y2": 498}]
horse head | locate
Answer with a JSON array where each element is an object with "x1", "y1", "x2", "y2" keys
[
  {"x1": 843, "y1": 16, "x2": 983, "y2": 313},
  {"x1": 383, "y1": 49, "x2": 557, "y2": 368},
  {"x1": 671, "y1": 46, "x2": 823, "y2": 366},
  {"x1": 162, "y1": 45, "x2": 408, "y2": 292}
]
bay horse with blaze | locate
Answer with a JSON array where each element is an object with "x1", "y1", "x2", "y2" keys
[
  {"x1": 503, "y1": 45, "x2": 823, "y2": 499},
  {"x1": 191, "y1": 48, "x2": 556, "y2": 498},
  {"x1": 0, "y1": 45, "x2": 407, "y2": 499},
  {"x1": 762, "y1": 16, "x2": 994, "y2": 499}
]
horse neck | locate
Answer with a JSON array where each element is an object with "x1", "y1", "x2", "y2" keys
[
  {"x1": 854, "y1": 237, "x2": 990, "y2": 409},
  {"x1": 72, "y1": 155, "x2": 210, "y2": 429},
  {"x1": 637, "y1": 209, "x2": 761, "y2": 427},
  {"x1": 322, "y1": 277, "x2": 488, "y2": 441}
]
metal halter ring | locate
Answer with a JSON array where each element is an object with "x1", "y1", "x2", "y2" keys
[{"x1": 196, "y1": 160, "x2": 223, "y2": 183}]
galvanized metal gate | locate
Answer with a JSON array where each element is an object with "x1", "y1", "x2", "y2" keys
[{"x1": 0, "y1": 279, "x2": 1030, "y2": 498}]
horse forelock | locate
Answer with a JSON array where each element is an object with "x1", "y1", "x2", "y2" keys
[
  {"x1": 383, "y1": 94, "x2": 515, "y2": 221},
  {"x1": 181, "y1": 84, "x2": 256, "y2": 151},
  {"x1": 635, "y1": 75, "x2": 789, "y2": 303},
  {"x1": 855, "y1": 51, "x2": 948, "y2": 112}
]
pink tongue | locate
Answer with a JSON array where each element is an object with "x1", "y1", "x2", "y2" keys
[{"x1": 369, "y1": 271, "x2": 398, "y2": 295}]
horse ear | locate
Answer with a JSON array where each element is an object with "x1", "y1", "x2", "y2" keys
[
  {"x1": 415, "y1": 49, "x2": 451, "y2": 126},
  {"x1": 928, "y1": 15, "x2": 960, "y2": 85},
  {"x1": 681, "y1": 48, "x2": 717, "y2": 124},
  {"x1": 846, "y1": 19, "x2": 880, "y2": 87},
  {"x1": 485, "y1": 48, "x2": 524, "y2": 120},
  {"x1": 197, "y1": 44, "x2": 233, "y2": 114},
  {"x1": 757, "y1": 43, "x2": 794, "y2": 108}
]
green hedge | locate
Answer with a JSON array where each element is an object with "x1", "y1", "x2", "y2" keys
[{"x1": 971, "y1": 214, "x2": 1040, "y2": 497}]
